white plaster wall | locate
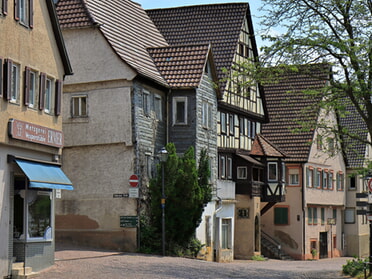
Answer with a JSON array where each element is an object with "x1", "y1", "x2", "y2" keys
[
  {"x1": 196, "y1": 201, "x2": 216, "y2": 245},
  {"x1": 62, "y1": 29, "x2": 137, "y2": 84}
]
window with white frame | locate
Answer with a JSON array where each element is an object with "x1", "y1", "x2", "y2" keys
[
  {"x1": 328, "y1": 172, "x2": 334, "y2": 189},
  {"x1": 10, "y1": 62, "x2": 20, "y2": 103},
  {"x1": 221, "y1": 218, "x2": 232, "y2": 249},
  {"x1": 308, "y1": 207, "x2": 317, "y2": 225},
  {"x1": 221, "y1": 112, "x2": 226, "y2": 133},
  {"x1": 44, "y1": 77, "x2": 53, "y2": 113},
  {"x1": 306, "y1": 167, "x2": 314, "y2": 187},
  {"x1": 315, "y1": 169, "x2": 321, "y2": 188},
  {"x1": 220, "y1": 155, "x2": 226, "y2": 178},
  {"x1": 28, "y1": 70, "x2": 36, "y2": 107},
  {"x1": 239, "y1": 117, "x2": 245, "y2": 135},
  {"x1": 154, "y1": 94, "x2": 162, "y2": 121},
  {"x1": 173, "y1": 97, "x2": 187, "y2": 125},
  {"x1": 17, "y1": 0, "x2": 33, "y2": 27},
  {"x1": 289, "y1": 173, "x2": 299, "y2": 185},
  {"x1": 322, "y1": 170, "x2": 328, "y2": 189},
  {"x1": 72, "y1": 95, "x2": 87, "y2": 117},
  {"x1": 229, "y1": 114, "x2": 234, "y2": 135},
  {"x1": 268, "y1": 162, "x2": 277, "y2": 181},
  {"x1": 237, "y1": 166, "x2": 247, "y2": 179},
  {"x1": 337, "y1": 172, "x2": 344, "y2": 190}
]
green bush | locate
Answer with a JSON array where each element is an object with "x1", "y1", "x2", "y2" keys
[
  {"x1": 342, "y1": 256, "x2": 368, "y2": 277},
  {"x1": 251, "y1": 255, "x2": 266, "y2": 261}
]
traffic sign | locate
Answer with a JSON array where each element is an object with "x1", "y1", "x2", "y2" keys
[
  {"x1": 357, "y1": 209, "x2": 367, "y2": 215},
  {"x1": 129, "y1": 188, "x2": 139, "y2": 198},
  {"x1": 356, "y1": 201, "x2": 368, "y2": 207},
  {"x1": 356, "y1": 192, "x2": 368, "y2": 199},
  {"x1": 129, "y1": 174, "x2": 139, "y2": 187},
  {"x1": 369, "y1": 178, "x2": 372, "y2": 192}
]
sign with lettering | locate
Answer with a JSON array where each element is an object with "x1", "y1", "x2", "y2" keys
[
  {"x1": 120, "y1": 216, "x2": 138, "y2": 228},
  {"x1": 8, "y1": 119, "x2": 64, "y2": 148}
]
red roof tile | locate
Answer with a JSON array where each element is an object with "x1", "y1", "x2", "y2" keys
[
  {"x1": 261, "y1": 64, "x2": 330, "y2": 162},
  {"x1": 148, "y1": 44, "x2": 211, "y2": 88},
  {"x1": 250, "y1": 134, "x2": 286, "y2": 157},
  {"x1": 56, "y1": 0, "x2": 96, "y2": 28}
]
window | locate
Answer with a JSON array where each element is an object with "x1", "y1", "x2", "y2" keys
[
  {"x1": 202, "y1": 101, "x2": 212, "y2": 129},
  {"x1": 143, "y1": 90, "x2": 150, "y2": 116},
  {"x1": 173, "y1": 97, "x2": 187, "y2": 125},
  {"x1": 327, "y1": 137, "x2": 335, "y2": 154},
  {"x1": 229, "y1": 114, "x2": 234, "y2": 135},
  {"x1": 322, "y1": 170, "x2": 328, "y2": 189},
  {"x1": 289, "y1": 173, "x2": 299, "y2": 185},
  {"x1": 274, "y1": 207, "x2": 289, "y2": 225},
  {"x1": 239, "y1": 117, "x2": 245, "y2": 135},
  {"x1": 72, "y1": 95, "x2": 87, "y2": 117},
  {"x1": 306, "y1": 167, "x2": 314, "y2": 187},
  {"x1": 15, "y1": 0, "x2": 33, "y2": 28},
  {"x1": 44, "y1": 77, "x2": 53, "y2": 113},
  {"x1": 349, "y1": 176, "x2": 356, "y2": 190},
  {"x1": 344, "y1": 208, "x2": 355, "y2": 224},
  {"x1": 328, "y1": 172, "x2": 334, "y2": 189},
  {"x1": 321, "y1": 208, "x2": 325, "y2": 225},
  {"x1": 219, "y1": 155, "x2": 226, "y2": 178},
  {"x1": 154, "y1": 94, "x2": 162, "y2": 121},
  {"x1": 1, "y1": 0, "x2": 8, "y2": 15},
  {"x1": 308, "y1": 207, "x2": 317, "y2": 225},
  {"x1": 316, "y1": 135, "x2": 322, "y2": 150},
  {"x1": 251, "y1": 121, "x2": 256, "y2": 138},
  {"x1": 221, "y1": 218, "x2": 232, "y2": 249},
  {"x1": 337, "y1": 172, "x2": 344, "y2": 191},
  {"x1": 315, "y1": 169, "x2": 321, "y2": 188},
  {"x1": 237, "y1": 166, "x2": 247, "y2": 179},
  {"x1": 268, "y1": 162, "x2": 277, "y2": 181},
  {"x1": 220, "y1": 112, "x2": 226, "y2": 133},
  {"x1": 24, "y1": 67, "x2": 37, "y2": 108},
  {"x1": 226, "y1": 157, "x2": 232, "y2": 179},
  {"x1": 10, "y1": 62, "x2": 20, "y2": 103},
  {"x1": 333, "y1": 209, "x2": 337, "y2": 224}
]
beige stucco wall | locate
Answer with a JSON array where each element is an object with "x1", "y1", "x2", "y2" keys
[{"x1": 234, "y1": 195, "x2": 261, "y2": 259}]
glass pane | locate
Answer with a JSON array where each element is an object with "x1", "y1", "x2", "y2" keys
[
  {"x1": 176, "y1": 101, "x2": 185, "y2": 123},
  {"x1": 81, "y1": 97, "x2": 87, "y2": 116},
  {"x1": 28, "y1": 191, "x2": 51, "y2": 238}
]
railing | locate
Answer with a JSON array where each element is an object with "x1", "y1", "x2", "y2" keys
[{"x1": 261, "y1": 230, "x2": 282, "y2": 259}]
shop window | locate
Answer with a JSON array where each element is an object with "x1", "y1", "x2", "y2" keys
[
  {"x1": 72, "y1": 95, "x2": 87, "y2": 117},
  {"x1": 221, "y1": 218, "x2": 232, "y2": 249},
  {"x1": 14, "y1": 177, "x2": 52, "y2": 240},
  {"x1": 274, "y1": 207, "x2": 289, "y2": 225}
]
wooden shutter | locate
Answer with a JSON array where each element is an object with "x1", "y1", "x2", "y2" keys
[
  {"x1": 14, "y1": 0, "x2": 19, "y2": 21},
  {"x1": 39, "y1": 72, "x2": 46, "y2": 110},
  {"x1": 24, "y1": 66, "x2": 30, "y2": 106},
  {"x1": 55, "y1": 79, "x2": 62, "y2": 116},
  {"x1": 0, "y1": 58, "x2": 3, "y2": 98},
  {"x1": 4, "y1": 58, "x2": 12, "y2": 100},
  {"x1": 29, "y1": 0, "x2": 33, "y2": 28},
  {"x1": 2, "y1": 0, "x2": 8, "y2": 15}
]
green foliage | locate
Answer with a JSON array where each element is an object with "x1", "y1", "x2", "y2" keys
[
  {"x1": 342, "y1": 256, "x2": 368, "y2": 277},
  {"x1": 251, "y1": 255, "x2": 266, "y2": 261},
  {"x1": 145, "y1": 143, "x2": 212, "y2": 256}
]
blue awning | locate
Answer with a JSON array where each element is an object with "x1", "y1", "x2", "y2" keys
[{"x1": 15, "y1": 159, "x2": 74, "y2": 190}]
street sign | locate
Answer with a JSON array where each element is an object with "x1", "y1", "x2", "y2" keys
[
  {"x1": 356, "y1": 192, "x2": 368, "y2": 199},
  {"x1": 129, "y1": 174, "x2": 139, "y2": 187},
  {"x1": 129, "y1": 188, "x2": 139, "y2": 198},
  {"x1": 327, "y1": 218, "x2": 336, "y2": 225},
  {"x1": 357, "y1": 209, "x2": 367, "y2": 215},
  {"x1": 356, "y1": 201, "x2": 369, "y2": 207},
  {"x1": 120, "y1": 216, "x2": 138, "y2": 228}
]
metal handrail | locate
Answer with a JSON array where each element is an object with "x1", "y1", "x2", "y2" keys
[{"x1": 261, "y1": 230, "x2": 282, "y2": 258}]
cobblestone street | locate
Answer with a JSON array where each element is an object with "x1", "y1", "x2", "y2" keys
[{"x1": 34, "y1": 247, "x2": 353, "y2": 279}]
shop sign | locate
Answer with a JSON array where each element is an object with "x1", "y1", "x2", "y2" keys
[{"x1": 8, "y1": 119, "x2": 63, "y2": 148}]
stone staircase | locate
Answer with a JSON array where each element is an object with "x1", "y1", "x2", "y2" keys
[
  {"x1": 11, "y1": 262, "x2": 38, "y2": 279},
  {"x1": 261, "y1": 231, "x2": 294, "y2": 261}
]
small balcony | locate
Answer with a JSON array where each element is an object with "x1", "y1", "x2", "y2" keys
[{"x1": 217, "y1": 179, "x2": 236, "y2": 200}]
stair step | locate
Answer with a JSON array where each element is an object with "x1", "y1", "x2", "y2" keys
[{"x1": 11, "y1": 262, "x2": 37, "y2": 278}]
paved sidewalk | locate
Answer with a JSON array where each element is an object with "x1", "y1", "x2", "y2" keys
[{"x1": 34, "y1": 246, "x2": 353, "y2": 279}]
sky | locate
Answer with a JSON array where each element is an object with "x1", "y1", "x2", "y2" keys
[{"x1": 135, "y1": 0, "x2": 271, "y2": 49}]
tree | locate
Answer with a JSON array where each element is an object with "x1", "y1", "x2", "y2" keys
[
  {"x1": 146, "y1": 143, "x2": 212, "y2": 255},
  {"x1": 258, "y1": 0, "x2": 372, "y2": 150}
]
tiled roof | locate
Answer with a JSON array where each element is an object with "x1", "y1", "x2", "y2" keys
[
  {"x1": 56, "y1": 0, "x2": 169, "y2": 86},
  {"x1": 56, "y1": 0, "x2": 96, "y2": 28},
  {"x1": 339, "y1": 99, "x2": 368, "y2": 168},
  {"x1": 250, "y1": 134, "x2": 286, "y2": 158},
  {"x1": 148, "y1": 44, "x2": 211, "y2": 88},
  {"x1": 261, "y1": 64, "x2": 330, "y2": 162},
  {"x1": 147, "y1": 3, "x2": 253, "y2": 91}
]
